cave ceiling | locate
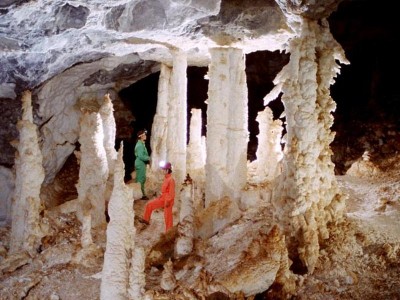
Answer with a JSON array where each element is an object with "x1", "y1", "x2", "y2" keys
[{"x1": 0, "y1": 0, "x2": 345, "y2": 96}]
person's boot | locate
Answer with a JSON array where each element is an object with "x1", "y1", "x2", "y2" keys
[{"x1": 138, "y1": 217, "x2": 150, "y2": 225}]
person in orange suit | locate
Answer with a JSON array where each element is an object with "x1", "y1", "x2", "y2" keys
[{"x1": 140, "y1": 161, "x2": 175, "y2": 232}]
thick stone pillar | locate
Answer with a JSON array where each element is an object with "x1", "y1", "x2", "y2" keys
[
  {"x1": 265, "y1": 19, "x2": 348, "y2": 273},
  {"x1": 205, "y1": 47, "x2": 248, "y2": 206},
  {"x1": 150, "y1": 64, "x2": 170, "y2": 172},
  {"x1": 167, "y1": 49, "x2": 187, "y2": 187},
  {"x1": 10, "y1": 91, "x2": 45, "y2": 253},
  {"x1": 76, "y1": 109, "x2": 109, "y2": 247}
]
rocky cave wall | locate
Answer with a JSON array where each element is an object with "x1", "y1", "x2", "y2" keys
[{"x1": 0, "y1": 0, "x2": 399, "y2": 296}]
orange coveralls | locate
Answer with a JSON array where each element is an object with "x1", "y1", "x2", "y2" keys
[{"x1": 143, "y1": 173, "x2": 175, "y2": 232}]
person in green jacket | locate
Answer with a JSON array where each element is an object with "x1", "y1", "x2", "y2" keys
[{"x1": 135, "y1": 129, "x2": 150, "y2": 200}]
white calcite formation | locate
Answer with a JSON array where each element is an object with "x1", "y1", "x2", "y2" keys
[
  {"x1": 346, "y1": 151, "x2": 379, "y2": 177},
  {"x1": 99, "y1": 93, "x2": 118, "y2": 175},
  {"x1": 76, "y1": 109, "x2": 109, "y2": 247},
  {"x1": 161, "y1": 259, "x2": 176, "y2": 291},
  {"x1": 150, "y1": 63, "x2": 170, "y2": 171},
  {"x1": 128, "y1": 247, "x2": 146, "y2": 300},
  {"x1": 205, "y1": 47, "x2": 249, "y2": 206},
  {"x1": 248, "y1": 107, "x2": 283, "y2": 184},
  {"x1": 167, "y1": 49, "x2": 188, "y2": 189},
  {"x1": 175, "y1": 177, "x2": 194, "y2": 258},
  {"x1": 186, "y1": 108, "x2": 206, "y2": 182},
  {"x1": 203, "y1": 224, "x2": 291, "y2": 297},
  {"x1": 10, "y1": 91, "x2": 45, "y2": 254},
  {"x1": 194, "y1": 196, "x2": 242, "y2": 240},
  {"x1": 265, "y1": 18, "x2": 348, "y2": 272},
  {"x1": 101, "y1": 144, "x2": 138, "y2": 300}
]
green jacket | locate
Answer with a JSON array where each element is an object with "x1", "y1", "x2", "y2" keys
[{"x1": 134, "y1": 140, "x2": 150, "y2": 183}]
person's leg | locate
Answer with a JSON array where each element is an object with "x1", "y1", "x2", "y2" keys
[
  {"x1": 140, "y1": 181, "x2": 147, "y2": 199},
  {"x1": 135, "y1": 165, "x2": 147, "y2": 198},
  {"x1": 143, "y1": 197, "x2": 164, "y2": 223},
  {"x1": 164, "y1": 204, "x2": 174, "y2": 232}
]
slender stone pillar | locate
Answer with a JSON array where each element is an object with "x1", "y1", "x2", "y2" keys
[
  {"x1": 101, "y1": 143, "x2": 136, "y2": 300},
  {"x1": 187, "y1": 108, "x2": 206, "y2": 181},
  {"x1": 205, "y1": 47, "x2": 248, "y2": 206},
  {"x1": 10, "y1": 91, "x2": 45, "y2": 253},
  {"x1": 150, "y1": 64, "x2": 170, "y2": 171}
]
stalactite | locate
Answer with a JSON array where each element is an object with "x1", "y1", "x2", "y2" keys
[{"x1": 10, "y1": 90, "x2": 45, "y2": 254}]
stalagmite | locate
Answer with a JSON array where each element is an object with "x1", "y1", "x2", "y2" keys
[
  {"x1": 150, "y1": 64, "x2": 170, "y2": 171},
  {"x1": 205, "y1": 47, "x2": 248, "y2": 206},
  {"x1": 10, "y1": 90, "x2": 45, "y2": 254},
  {"x1": 160, "y1": 259, "x2": 176, "y2": 291},
  {"x1": 249, "y1": 107, "x2": 283, "y2": 183},
  {"x1": 101, "y1": 143, "x2": 137, "y2": 300},
  {"x1": 99, "y1": 93, "x2": 117, "y2": 175},
  {"x1": 186, "y1": 108, "x2": 206, "y2": 182},
  {"x1": 265, "y1": 18, "x2": 348, "y2": 273},
  {"x1": 76, "y1": 110, "x2": 109, "y2": 247},
  {"x1": 128, "y1": 247, "x2": 146, "y2": 300},
  {"x1": 175, "y1": 176, "x2": 194, "y2": 258},
  {"x1": 167, "y1": 49, "x2": 187, "y2": 189}
]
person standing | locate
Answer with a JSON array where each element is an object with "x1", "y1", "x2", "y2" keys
[
  {"x1": 135, "y1": 129, "x2": 150, "y2": 200},
  {"x1": 140, "y1": 161, "x2": 175, "y2": 232}
]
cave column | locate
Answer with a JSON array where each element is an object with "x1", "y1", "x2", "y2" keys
[
  {"x1": 265, "y1": 19, "x2": 348, "y2": 273},
  {"x1": 205, "y1": 47, "x2": 248, "y2": 206},
  {"x1": 150, "y1": 64, "x2": 170, "y2": 172},
  {"x1": 76, "y1": 109, "x2": 109, "y2": 247},
  {"x1": 10, "y1": 91, "x2": 45, "y2": 254},
  {"x1": 166, "y1": 49, "x2": 187, "y2": 188}
]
